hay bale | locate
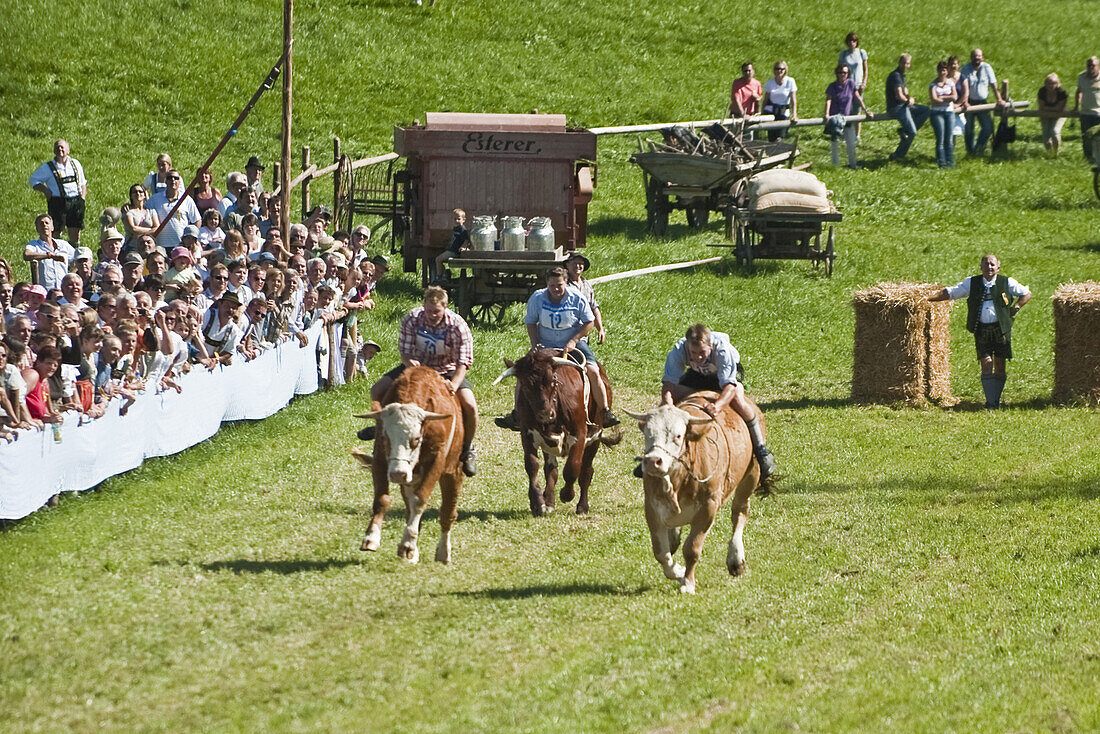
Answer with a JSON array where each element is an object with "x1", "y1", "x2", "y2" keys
[
  {"x1": 1052, "y1": 281, "x2": 1100, "y2": 405},
  {"x1": 852, "y1": 282, "x2": 954, "y2": 405}
]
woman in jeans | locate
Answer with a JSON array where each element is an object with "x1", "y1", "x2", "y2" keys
[
  {"x1": 763, "y1": 61, "x2": 798, "y2": 141},
  {"x1": 929, "y1": 61, "x2": 959, "y2": 168}
]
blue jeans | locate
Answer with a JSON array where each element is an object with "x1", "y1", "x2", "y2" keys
[
  {"x1": 764, "y1": 105, "x2": 790, "y2": 142},
  {"x1": 1080, "y1": 113, "x2": 1100, "y2": 161},
  {"x1": 889, "y1": 104, "x2": 930, "y2": 158},
  {"x1": 930, "y1": 109, "x2": 955, "y2": 167},
  {"x1": 964, "y1": 107, "x2": 993, "y2": 154}
]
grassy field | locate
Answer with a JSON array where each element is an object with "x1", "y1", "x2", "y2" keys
[{"x1": 2, "y1": 0, "x2": 1100, "y2": 731}]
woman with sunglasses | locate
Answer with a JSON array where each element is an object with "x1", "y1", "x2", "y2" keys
[
  {"x1": 763, "y1": 61, "x2": 798, "y2": 141},
  {"x1": 122, "y1": 184, "x2": 161, "y2": 252}
]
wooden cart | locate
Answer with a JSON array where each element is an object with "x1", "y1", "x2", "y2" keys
[
  {"x1": 443, "y1": 251, "x2": 567, "y2": 323},
  {"x1": 630, "y1": 129, "x2": 796, "y2": 237},
  {"x1": 728, "y1": 207, "x2": 841, "y2": 276}
]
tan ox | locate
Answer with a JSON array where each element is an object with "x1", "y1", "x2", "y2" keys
[
  {"x1": 626, "y1": 391, "x2": 774, "y2": 593},
  {"x1": 352, "y1": 366, "x2": 465, "y2": 564}
]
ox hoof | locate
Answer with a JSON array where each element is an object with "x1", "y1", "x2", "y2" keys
[
  {"x1": 397, "y1": 544, "x2": 420, "y2": 564},
  {"x1": 727, "y1": 560, "x2": 746, "y2": 577},
  {"x1": 560, "y1": 486, "x2": 575, "y2": 503},
  {"x1": 434, "y1": 546, "x2": 451, "y2": 564},
  {"x1": 360, "y1": 537, "x2": 379, "y2": 552},
  {"x1": 575, "y1": 502, "x2": 589, "y2": 515},
  {"x1": 678, "y1": 579, "x2": 696, "y2": 595}
]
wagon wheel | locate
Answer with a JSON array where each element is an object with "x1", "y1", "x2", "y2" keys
[
  {"x1": 687, "y1": 204, "x2": 710, "y2": 229},
  {"x1": 1094, "y1": 167, "x2": 1100, "y2": 201},
  {"x1": 734, "y1": 223, "x2": 746, "y2": 268},
  {"x1": 646, "y1": 179, "x2": 670, "y2": 237},
  {"x1": 470, "y1": 302, "x2": 507, "y2": 324},
  {"x1": 825, "y1": 226, "x2": 835, "y2": 277}
]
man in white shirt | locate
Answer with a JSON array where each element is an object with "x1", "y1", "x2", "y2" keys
[
  {"x1": 959, "y1": 48, "x2": 1005, "y2": 156},
  {"x1": 217, "y1": 173, "x2": 248, "y2": 218},
  {"x1": 147, "y1": 170, "x2": 200, "y2": 251},
  {"x1": 28, "y1": 139, "x2": 87, "y2": 244},
  {"x1": 23, "y1": 214, "x2": 75, "y2": 291},
  {"x1": 930, "y1": 254, "x2": 1031, "y2": 408}
]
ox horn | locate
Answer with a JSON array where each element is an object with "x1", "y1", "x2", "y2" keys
[
  {"x1": 492, "y1": 366, "x2": 517, "y2": 385},
  {"x1": 623, "y1": 408, "x2": 650, "y2": 421},
  {"x1": 354, "y1": 410, "x2": 383, "y2": 420},
  {"x1": 687, "y1": 416, "x2": 715, "y2": 426},
  {"x1": 423, "y1": 412, "x2": 451, "y2": 422},
  {"x1": 552, "y1": 357, "x2": 585, "y2": 372}
]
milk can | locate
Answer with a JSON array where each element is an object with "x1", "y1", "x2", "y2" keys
[
  {"x1": 470, "y1": 215, "x2": 497, "y2": 252},
  {"x1": 526, "y1": 217, "x2": 555, "y2": 252},
  {"x1": 501, "y1": 216, "x2": 527, "y2": 252}
]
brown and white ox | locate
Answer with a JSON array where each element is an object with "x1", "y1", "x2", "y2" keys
[
  {"x1": 494, "y1": 348, "x2": 621, "y2": 517},
  {"x1": 352, "y1": 366, "x2": 465, "y2": 564},
  {"x1": 626, "y1": 391, "x2": 774, "y2": 593}
]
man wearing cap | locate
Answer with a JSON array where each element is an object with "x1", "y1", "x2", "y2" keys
[
  {"x1": 201, "y1": 291, "x2": 245, "y2": 363},
  {"x1": 94, "y1": 227, "x2": 125, "y2": 284},
  {"x1": 929, "y1": 253, "x2": 1031, "y2": 408},
  {"x1": 71, "y1": 247, "x2": 97, "y2": 298},
  {"x1": 120, "y1": 253, "x2": 145, "y2": 292},
  {"x1": 24, "y1": 213, "x2": 75, "y2": 292},
  {"x1": 147, "y1": 169, "x2": 201, "y2": 251},
  {"x1": 564, "y1": 252, "x2": 606, "y2": 344},
  {"x1": 245, "y1": 156, "x2": 265, "y2": 196},
  {"x1": 358, "y1": 285, "x2": 479, "y2": 477},
  {"x1": 29, "y1": 139, "x2": 87, "y2": 245}
]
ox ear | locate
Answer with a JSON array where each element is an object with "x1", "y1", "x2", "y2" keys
[
  {"x1": 422, "y1": 412, "x2": 451, "y2": 422},
  {"x1": 492, "y1": 366, "x2": 517, "y2": 385},
  {"x1": 349, "y1": 447, "x2": 373, "y2": 469}
]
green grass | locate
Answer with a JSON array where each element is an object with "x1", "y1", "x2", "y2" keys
[{"x1": 3, "y1": 0, "x2": 1100, "y2": 731}]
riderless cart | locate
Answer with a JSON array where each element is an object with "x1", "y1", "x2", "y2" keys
[{"x1": 728, "y1": 207, "x2": 841, "y2": 276}]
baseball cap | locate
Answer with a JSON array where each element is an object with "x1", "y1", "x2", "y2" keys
[
  {"x1": 182, "y1": 225, "x2": 200, "y2": 239},
  {"x1": 74, "y1": 246, "x2": 94, "y2": 261}
]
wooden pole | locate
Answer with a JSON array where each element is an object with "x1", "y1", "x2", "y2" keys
[
  {"x1": 586, "y1": 257, "x2": 722, "y2": 286},
  {"x1": 280, "y1": 0, "x2": 293, "y2": 239},
  {"x1": 301, "y1": 145, "x2": 311, "y2": 219}
]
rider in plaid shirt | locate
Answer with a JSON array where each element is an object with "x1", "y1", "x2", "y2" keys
[{"x1": 359, "y1": 286, "x2": 478, "y2": 476}]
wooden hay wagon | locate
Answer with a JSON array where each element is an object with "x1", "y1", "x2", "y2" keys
[{"x1": 630, "y1": 124, "x2": 796, "y2": 236}]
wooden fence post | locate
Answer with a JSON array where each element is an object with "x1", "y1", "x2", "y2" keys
[{"x1": 301, "y1": 145, "x2": 311, "y2": 219}]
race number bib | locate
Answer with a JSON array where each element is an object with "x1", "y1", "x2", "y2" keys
[
  {"x1": 415, "y1": 326, "x2": 445, "y2": 357},
  {"x1": 539, "y1": 305, "x2": 575, "y2": 333}
]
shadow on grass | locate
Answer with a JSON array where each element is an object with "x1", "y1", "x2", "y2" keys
[
  {"x1": 783, "y1": 472, "x2": 1100, "y2": 504},
  {"x1": 442, "y1": 582, "x2": 652, "y2": 599},
  {"x1": 587, "y1": 216, "x2": 652, "y2": 241},
  {"x1": 759, "y1": 396, "x2": 852, "y2": 410},
  {"x1": 325, "y1": 503, "x2": 533, "y2": 523},
  {"x1": 197, "y1": 558, "x2": 364, "y2": 574}
]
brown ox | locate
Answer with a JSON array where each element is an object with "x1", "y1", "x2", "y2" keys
[
  {"x1": 352, "y1": 366, "x2": 464, "y2": 564},
  {"x1": 494, "y1": 348, "x2": 621, "y2": 516},
  {"x1": 626, "y1": 391, "x2": 774, "y2": 593}
]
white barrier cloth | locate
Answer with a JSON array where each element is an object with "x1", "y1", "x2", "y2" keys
[{"x1": 0, "y1": 325, "x2": 323, "y2": 520}]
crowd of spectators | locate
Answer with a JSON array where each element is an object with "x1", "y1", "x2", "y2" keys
[
  {"x1": 729, "y1": 39, "x2": 1100, "y2": 169},
  {"x1": 1, "y1": 153, "x2": 390, "y2": 443}
]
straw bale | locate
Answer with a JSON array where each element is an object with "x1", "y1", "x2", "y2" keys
[
  {"x1": 852, "y1": 282, "x2": 954, "y2": 405},
  {"x1": 1052, "y1": 281, "x2": 1100, "y2": 405}
]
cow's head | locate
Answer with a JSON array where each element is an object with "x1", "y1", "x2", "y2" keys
[
  {"x1": 360, "y1": 402, "x2": 451, "y2": 485},
  {"x1": 625, "y1": 405, "x2": 713, "y2": 477},
  {"x1": 494, "y1": 349, "x2": 578, "y2": 427}
]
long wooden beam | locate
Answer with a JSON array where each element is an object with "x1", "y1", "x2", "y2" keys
[
  {"x1": 587, "y1": 256, "x2": 722, "y2": 285},
  {"x1": 748, "y1": 100, "x2": 1030, "y2": 132},
  {"x1": 589, "y1": 116, "x2": 774, "y2": 136}
]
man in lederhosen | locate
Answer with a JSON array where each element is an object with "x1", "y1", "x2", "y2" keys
[
  {"x1": 930, "y1": 254, "x2": 1031, "y2": 408},
  {"x1": 29, "y1": 139, "x2": 87, "y2": 245}
]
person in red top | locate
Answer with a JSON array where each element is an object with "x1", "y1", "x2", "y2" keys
[
  {"x1": 358, "y1": 286, "x2": 478, "y2": 476},
  {"x1": 730, "y1": 62, "x2": 763, "y2": 118},
  {"x1": 22, "y1": 344, "x2": 63, "y2": 423}
]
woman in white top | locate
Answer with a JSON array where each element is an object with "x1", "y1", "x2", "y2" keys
[
  {"x1": 122, "y1": 184, "x2": 161, "y2": 252},
  {"x1": 763, "y1": 61, "x2": 798, "y2": 141},
  {"x1": 928, "y1": 60, "x2": 959, "y2": 168}
]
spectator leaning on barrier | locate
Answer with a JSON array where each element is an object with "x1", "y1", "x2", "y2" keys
[
  {"x1": 24, "y1": 214, "x2": 75, "y2": 292},
  {"x1": 1038, "y1": 73, "x2": 1069, "y2": 154},
  {"x1": 886, "y1": 54, "x2": 930, "y2": 161},
  {"x1": 29, "y1": 139, "x2": 87, "y2": 245},
  {"x1": 1073, "y1": 56, "x2": 1100, "y2": 162},
  {"x1": 201, "y1": 291, "x2": 244, "y2": 363},
  {"x1": 959, "y1": 48, "x2": 1005, "y2": 156},
  {"x1": 730, "y1": 62, "x2": 763, "y2": 119}
]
